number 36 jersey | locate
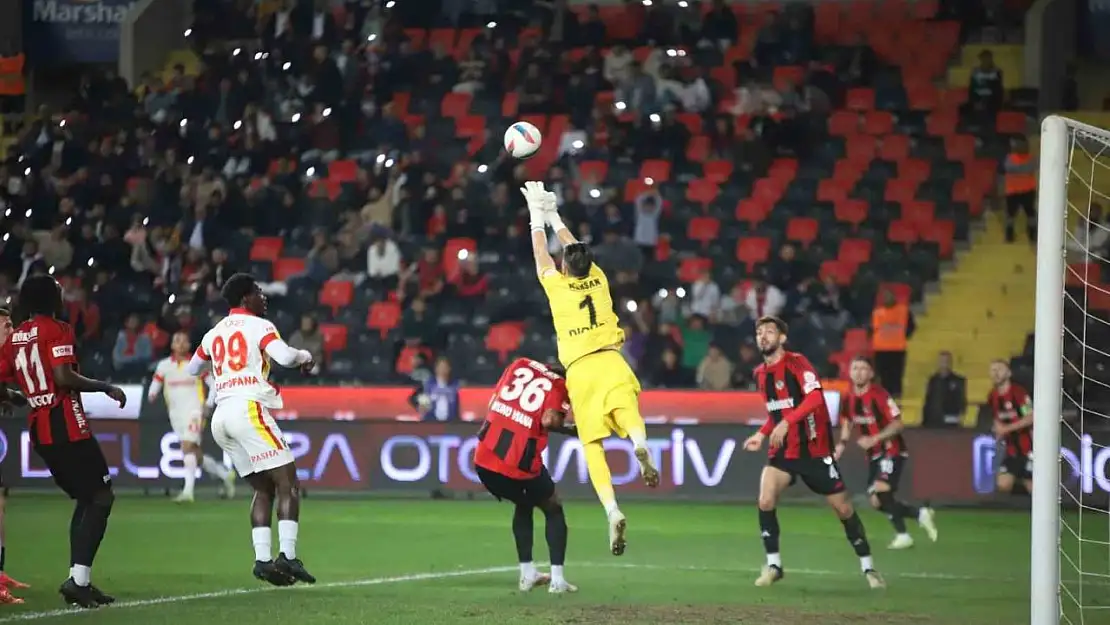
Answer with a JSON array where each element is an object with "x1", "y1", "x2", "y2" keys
[
  {"x1": 474, "y1": 358, "x2": 571, "y2": 480},
  {"x1": 540, "y1": 263, "x2": 624, "y2": 368},
  {"x1": 196, "y1": 308, "x2": 284, "y2": 410}
]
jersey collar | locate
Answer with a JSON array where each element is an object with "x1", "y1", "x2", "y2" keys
[{"x1": 229, "y1": 307, "x2": 256, "y2": 317}]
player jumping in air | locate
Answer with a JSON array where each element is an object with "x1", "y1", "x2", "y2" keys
[
  {"x1": 0, "y1": 276, "x2": 127, "y2": 608},
  {"x1": 187, "y1": 274, "x2": 317, "y2": 587},
  {"x1": 149, "y1": 331, "x2": 236, "y2": 502},
  {"x1": 0, "y1": 307, "x2": 29, "y2": 604},
  {"x1": 836, "y1": 356, "x2": 938, "y2": 549},
  {"x1": 987, "y1": 360, "x2": 1033, "y2": 495},
  {"x1": 521, "y1": 181, "x2": 659, "y2": 556},
  {"x1": 474, "y1": 357, "x2": 578, "y2": 594},
  {"x1": 742, "y1": 316, "x2": 884, "y2": 589}
]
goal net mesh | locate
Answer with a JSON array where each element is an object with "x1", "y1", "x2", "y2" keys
[{"x1": 1059, "y1": 121, "x2": 1110, "y2": 625}]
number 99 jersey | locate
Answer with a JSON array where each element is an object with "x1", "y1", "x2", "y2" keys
[
  {"x1": 196, "y1": 309, "x2": 283, "y2": 410},
  {"x1": 474, "y1": 358, "x2": 571, "y2": 480}
]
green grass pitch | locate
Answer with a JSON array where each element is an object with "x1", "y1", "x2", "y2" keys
[{"x1": 0, "y1": 494, "x2": 1082, "y2": 624}]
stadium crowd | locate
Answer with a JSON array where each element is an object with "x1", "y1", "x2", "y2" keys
[{"x1": 0, "y1": 0, "x2": 1035, "y2": 395}]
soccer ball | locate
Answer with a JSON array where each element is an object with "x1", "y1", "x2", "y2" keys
[{"x1": 503, "y1": 121, "x2": 542, "y2": 159}]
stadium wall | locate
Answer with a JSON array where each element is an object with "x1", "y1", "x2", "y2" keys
[{"x1": 0, "y1": 386, "x2": 1102, "y2": 507}]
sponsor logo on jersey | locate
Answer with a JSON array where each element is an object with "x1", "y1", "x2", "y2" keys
[{"x1": 766, "y1": 398, "x2": 794, "y2": 412}]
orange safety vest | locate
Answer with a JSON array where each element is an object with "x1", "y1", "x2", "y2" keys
[
  {"x1": 871, "y1": 304, "x2": 909, "y2": 351},
  {"x1": 1004, "y1": 152, "x2": 1037, "y2": 195},
  {"x1": 0, "y1": 54, "x2": 24, "y2": 96}
]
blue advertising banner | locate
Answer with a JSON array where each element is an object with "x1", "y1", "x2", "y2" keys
[{"x1": 24, "y1": 0, "x2": 137, "y2": 64}]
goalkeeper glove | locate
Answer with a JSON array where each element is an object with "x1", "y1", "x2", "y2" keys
[
  {"x1": 542, "y1": 190, "x2": 566, "y2": 232},
  {"x1": 520, "y1": 181, "x2": 548, "y2": 232}
]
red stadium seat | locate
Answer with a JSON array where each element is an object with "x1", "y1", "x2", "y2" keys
[
  {"x1": 402, "y1": 29, "x2": 426, "y2": 48},
  {"x1": 843, "y1": 328, "x2": 871, "y2": 355},
  {"x1": 272, "y1": 258, "x2": 306, "y2": 282},
  {"x1": 486, "y1": 323, "x2": 524, "y2": 362},
  {"x1": 686, "y1": 179, "x2": 719, "y2": 205},
  {"x1": 820, "y1": 260, "x2": 855, "y2": 286},
  {"x1": 440, "y1": 92, "x2": 472, "y2": 118},
  {"x1": 703, "y1": 160, "x2": 734, "y2": 183},
  {"x1": 817, "y1": 179, "x2": 851, "y2": 203},
  {"x1": 884, "y1": 179, "x2": 919, "y2": 204},
  {"x1": 678, "y1": 257, "x2": 713, "y2": 283},
  {"x1": 786, "y1": 217, "x2": 819, "y2": 248},
  {"x1": 454, "y1": 115, "x2": 485, "y2": 138},
  {"x1": 920, "y1": 219, "x2": 955, "y2": 258},
  {"x1": 623, "y1": 178, "x2": 653, "y2": 202},
  {"x1": 996, "y1": 111, "x2": 1028, "y2": 135},
  {"x1": 327, "y1": 159, "x2": 358, "y2": 183},
  {"x1": 926, "y1": 110, "x2": 958, "y2": 136},
  {"x1": 676, "y1": 113, "x2": 704, "y2": 134},
  {"x1": 687, "y1": 217, "x2": 721, "y2": 247},
  {"x1": 838, "y1": 238, "x2": 873, "y2": 265},
  {"x1": 877, "y1": 282, "x2": 913, "y2": 305},
  {"x1": 391, "y1": 91, "x2": 412, "y2": 114},
  {"x1": 396, "y1": 346, "x2": 432, "y2": 375},
  {"x1": 639, "y1": 159, "x2": 672, "y2": 183},
  {"x1": 319, "y1": 323, "x2": 349, "y2": 354},
  {"x1": 901, "y1": 200, "x2": 936, "y2": 228},
  {"x1": 906, "y1": 82, "x2": 940, "y2": 111},
  {"x1": 952, "y1": 179, "x2": 985, "y2": 216},
  {"x1": 752, "y1": 177, "x2": 787, "y2": 203},
  {"x1": 686, "y1": 135, "x2": 710, "y2": 162},
  {"x1": 828, "y1": 111, "x2": 860, "y2": 136},
  {"x1": 772, "y1": 65, "x2": 806, "y2": 91},
  {"x1": 250, "y1": 237, "x2": 284, "y2": 263},
  {"x1": 878, "y1": 135, "x2": 910, "y2": 162},
  {"x1": 886, "y1": 220, "x2": 918, "y2": 245},
  {"x1": 319, "y1": 280, "x2": 354, "y2": 315},
  {"x1": 578, "y1": 160, "x2": 609, "y2": 183},
  {"x1": 835, "y1": 199, "x2": 869, "y2": 227},
  {"x1": 768, "y1": 157, "x2": 799, "y2": 182},
  {"x1": 501, "y1": 92, "x2": 519, "y2": 117},
  {"x1": 898, "y1": 158, "x2": 932, "y2": 183},
  {"x1": 845, "y1": 135, "x2": 877, "y2": 164},
  {"x1": 845, "y1": 88, "x2": 876, "y2": 111},
  {"x1": 735, "y1": 237, "x2": 771, "y2": 271},
  {"x1": 863, "y1": 111, "x2": 894, "y2": 135},
  {"x1": 443, "y1": 237, "x2": 477, "y2": 279},
  {"x1": 367, "y1": 301, "x2": 401, "y2": 338},
  {"x1": 427, "y1": 28, "x2": 457, "y2": 52},
  {"x1": 945, "y1": 134, "x2": 977, "y2": 162},
  {"x1": 735, "y1": 198, "x2": 772, "y2": 226},
  {"x1": 654, "y1": 236, "x2": 672, "y2": 261}
]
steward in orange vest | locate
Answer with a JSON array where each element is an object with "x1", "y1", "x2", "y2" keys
[
  {"x1": 1003, "y1": 135, "x2": 1037, "y2": 243},
  {"x1": 870, "y1": 289, "x2": 914, "y2": 398}
]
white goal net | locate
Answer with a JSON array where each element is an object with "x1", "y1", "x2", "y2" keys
[{"x1": 1036, "y1": 115, "x2": 1110, "y2": 625}]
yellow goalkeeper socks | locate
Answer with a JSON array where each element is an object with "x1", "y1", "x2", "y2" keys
[{"x1": 583, "y1": 441, "x2": 620, "y2": 516}]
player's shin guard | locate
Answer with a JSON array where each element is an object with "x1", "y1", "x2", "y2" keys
[
  {"x1": 758, "y1": 509, "x2": 781, "y2": 566},
  {"x1": 841, "y1": 512, "x2": 874, "y2": 572},
  {"x1": 542, "y1": 505, "x2": 568, "y2": 567},
  {"x1": 875, "y1": 491, "x2": 907, "y2": 533},
  {"x1": 512, "y1": 504, "x2": 534, "y2": 563},
  {"x1": 583, "y1": 442, "x2": 619, "y2": 516}
]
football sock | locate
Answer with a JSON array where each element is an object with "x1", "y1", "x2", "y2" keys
[
  {"x1": 519, "y1": 561, "x2": 536, "y2": 578},
  {"x1": 841, "y1": 512, "x2": 873, "y2": 563},
  {"x1": 875, "y1": 492, "x2": 907, "y2": 533},
  {"x1": 71, "y1": 565, "x2": 91, "y2": 587},
  {"x1": 550, "y1": 564, "x2": 565, "y2": 583},
  {"x1": 277, "y1": 520, "x2": 298, "y2": 559},
  {"x1": 542, "y1": 504, "x2": 568, "y2": 566},
  {"x1": 182, "y1": 454, "x2": 198, "y2": 495},
  {"x1": 0, "y1": 546, "x2": 6, "y2": 574},
  {"x1": 73, "y1": 493, "x2": 113, "y2": 572},
  {"x1": 512, "y1": 505, "x2": 534, "y2": 563},
  {"x1": 252, "y1": 527, "x2": 272, "y2": 561},
  {"x1": 202, "y1": 455, "x2": 230, "y2": 480},
  {"x1": 612, "y1": 407, "x2": 648, "y2": 449},
  {"x1": 758, "y1": 509, "x2": 781, "y2": 564},
  {"x1": 583, "y1": 442, "x2": 619, "y2": 516}
]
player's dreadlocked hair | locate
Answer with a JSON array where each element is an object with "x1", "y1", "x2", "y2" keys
[
  {"x1": 562, "y1": 242, "x2": 593, "y2": 279},
  {"x1": 17, "y1": 275, "x2": 62, "y2": 319},
  {"x1": 221, "y1": 273, "x2": 258, "y2": 307}
]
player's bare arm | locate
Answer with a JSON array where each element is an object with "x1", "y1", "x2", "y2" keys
[
  {"x1": 52, "y1": 365, "x2": 126, "y2": 407},
  {"x1": 858, "y1": 415, "x2": 905, "y2": 450},
  {"x1": 835, "y1": 418, "x2": 853, "y2": 460}
]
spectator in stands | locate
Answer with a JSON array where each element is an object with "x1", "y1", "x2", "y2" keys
[
  {"x1": 808, "y1": 274, "x2": 851, "y2": 332},
  {"x1": 767, "y1": 243, "x2": 809, "y2": 292},
  {"x1": 452, "y1": 256, "x2": 489, "y2": 307},
  {"x1": 967, "y1": 50, "x2": 1004, "y2": 121},
  {"x1": 840, "y1": 34, "x2": 877, "y2": 88},
  {"x1": 680, "y1": 314, "x2": 711, "y2": 371},
  {"x1": 604, "y1": 45, "x2": 634, "y2": 87},
  {"x1": 621, "y1": 311, "x2": 650, "y2": 372},
  {"x1": 651, "y1": 347, "x2": 695, "y2": 388},
  {"x1": 16, "y1": 239, "x2": 43, "y2": 286},
  {"x1": 689, "y1": 269, "x2": 722, "y2": 322},
  {"x1": 871, "y1": 288, "x2": 915, "y2": 398},
  {"x1": 742, "y1": 276, "x2": 786, "y2": 320},
  {"x1": 618, "y1": 62, "x2": 659, "y2": 114},
  {"x1": 1067, "y1": 203, "x2": 1110, "y2": 261},
  {"x1": 701, "y1": 0, "x2": 739, "y2": 46},
  {"x1": 418, "y1": 356, "x2": 460, "y2": 422},
  {"x1": 366, "y1": 228, "x2": 402, "y2": 291},
  {"x1": 632, "y1": 187, "x2": 663, "y2": 260},
  {"x1": 730, "y1": 342, "x2": 761, "y2": 390},
  {"x1": 289, "y1": 314, "x2": 325, "y2": 368},
  {"x1": 113, "y1": 313, "x2": 155, "y2": 374},
  {"x1": 517, "y1": 63, "x2": 552, "y2": 114},
  {"x1": 38, "y1": 223, "x2": 73, "y2": 273},
  {"x1": 697, "y1": 344, "x2": 733, "y2": 391},
  {"x1": 401, "y1": 297, "x2": 437, "y2": 348},
  {"x1": 298, "y1": 230, "x2": 340, "y2": 284},
  {"x1": 922, "y1": 350, "x2": 968, "y2": 428},
  {"x1": 593, "y1": 227, "x2": 642, "y2": 276}
]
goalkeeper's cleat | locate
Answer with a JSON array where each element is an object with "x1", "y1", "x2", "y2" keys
[
  {"x1": 173, "y1": 491, "x2": 194, "y2": 504},
  {"x1": 634, "y1": 447, "x2": 659, "y2": 488},
  {"x1": 608, "y1": 510, "x2": 627, "y2": 556},
  {"x1": 548, "y1": 578, "x2": 578, "y2": 594},
  {"x1": 275, "y1": 553, "x2": 317, "y2": 584},
  {"x1": 865, "y1": 569, "x2": 886, "y2": 590},
  {"x1": 754, "y1": 565, "x2": 784, "y2": 587},
  {"x1": 917, "y1": 507, "x2": 938, "y2": 542},
  {"x1": 888, "y1": 534, "x2": 914, "y2": 550},
  {"x1": 58, "y1": 578, "x2": 99, "y2": 609},
  {"x1": 253, "y1": 560, "x2": 295, "y2": 587},
  {"x1": 518, "y1": 572, "x2": 550, "y2": 592},
  {"x1": 0, "y1": 573, "x2": 29, "y2": 589},
  {"x1": 0, "y1": 586, "x2": 23, "y2": 605},
  {"x1": 88, "y1": 585, "x2": 115, "y2": 606}
]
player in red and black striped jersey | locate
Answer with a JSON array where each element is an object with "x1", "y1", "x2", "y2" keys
[
  {"x1": 0, "y1": 308, "x2": 29, "y2": 604},
  {"x1": 0, "y1": 277, "x2": 126, "y2": 610},
  {"x1": 836, "y1": 357, "x2": 938, "y2": 550},
  {"x1": 742, "y1": 317, "x2": 884, "y2": 590},
  {"x1": 474, "y1": 357, "x2": 578, "y2": 594},
  {"x1": 987, "y1": 360, "x2": 1034, "y2": 495}
]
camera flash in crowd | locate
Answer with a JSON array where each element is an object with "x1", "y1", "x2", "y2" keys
[
  {"x1": 291, "y1": 113, "x2": 302, "y2": 123},
  {"x1": 283, "y1": 61, "x2": 292, "y2": 71},
  {"x1": 457, "y1": 249, "x2": 469, "y2": 260},
  {"x1": 87, "y1": 258, "x2": 95, "y2": 267},
  {"x1": 657, "y1": 288, "x2": 668, "y2": 298},
  {"x1": 65, "y1": 217, "x2": 73, "y2": 226},
  {"x1": 626, "y1": 300, "x2": 638, "y2": 313},
  {"x1": 376, "y1": 154, "x2": 386, "y2": 164},
  {"x1": 385, "y1": 0, "x2": 395, "y2": 8},
  {"x1": 184, "y1": 28, "x2": 192, "y2": 37},
  {"x1": 24, "y1": 209, "x2": 32, "y2": 218},
  {"x1": 142, "y1": 217, "x2": 150, "y2": 226},
  {"x1": 168, "y1": 294, "x2": 177, "y2": 304},
  {"x1": 306, "y1": 167, "x2": 316, "y2": 177},
  {"x1": 48, "y1": 266, "x2": 55, "y2": 276},
  {"x1": 649, "y1": 113, "x2": 661, "y2": 123},
  {"x1": 2, "y1": 210, "x2": 8, "y2": 219},
  {"x1": 254, "y1": 52, "x2": 263, "y2": 61},
  {"x1": 2, "y1": 234, "x2": 8, "y2": 242},
  {"x1": 644, "y1": 177, "x2": 654, "y2": 186},
  {"x1": 187, "y1": 156, "x2": 195, "y2": 164},
  {"x1": 678, "y1": 0, "x2": 689, "y2": 7},
  {"x1": 233, "y1": 47, "x2": 242, "y2": 56},
  {"x1": 384, "y1": 158, "x2": 395, "y2": 168},
  {"x1": 234, "y1": 120, "x2": 242, "y2": 130},
  {"x1": 486, "y1": 21, "x2": 497, "y2": 28},
  {"x1": 323, "y1": 108, "x2": 332, "y2": 117},
  {"x1": 179, "y1": 119, "x2": 188, "y2": 127},
  {"x1": 642, "y1": 0, "x2": 652, "y2": 5},
  {"x1": 59, "y1": 119, "x2": 66, "y2": 128},
  {"x1": 23, "y1": 167, "x2": 30, "y2": 176},
  {"x1": 589, "y1": 188, "x2": 601, "y2": 199},
  {"x1": 477, "y1": 164, "x2": 488, "y2": 173},
  {"x1": 667, "y1": 49, "x2": 678, "y2": 57},
  {"x1": 572, "y1": 139, "x2": 584, "y2": 150},
  {"x1": 675, "y1": 287, "x2": 687, "y2": 298},
  {"x1": 614, "y1": 101, "x2": 627, "y2": 111},
  {"x1": 367, "y1": 33, "x2": 377, "y2": 42}
]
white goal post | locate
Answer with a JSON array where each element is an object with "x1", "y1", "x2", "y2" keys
[{"x1": 1033, "y1": 115, "x2": 1110, "y2": 625}]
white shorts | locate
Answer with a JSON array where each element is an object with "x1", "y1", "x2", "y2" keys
[
  {"x1": 211, "y1": 398, "x2": 293, "y2": 477},
  {"x1": 169, "y1": 409, "x2": 204, "y2": 445}
]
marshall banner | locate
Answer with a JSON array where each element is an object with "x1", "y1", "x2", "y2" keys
[{"x1": 24, "y1": 0, "x2": 137, "y2": 64}]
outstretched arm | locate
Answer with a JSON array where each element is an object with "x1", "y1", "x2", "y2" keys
[
  {"x1": 543, "y1": 196, "x2": 577, "y2": 247},
  {"x1": 522, "y1": 181, "x2": 559, "y2": 278}
]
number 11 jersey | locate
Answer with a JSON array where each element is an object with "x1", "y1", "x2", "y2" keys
[
  {"x1": 196, "y1": 308, "x2": 283, "y2": 410},
  {"x1": 540, "y1": 263, "x2": 624, "y2": 368}
]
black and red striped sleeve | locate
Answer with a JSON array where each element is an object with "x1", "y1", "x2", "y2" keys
[
  {"x1": 873, "y1": 386, "x2": 903, "y2": 427},
  {"x1": 784, "y1": 355, "x2": 825, "y2": 425}
]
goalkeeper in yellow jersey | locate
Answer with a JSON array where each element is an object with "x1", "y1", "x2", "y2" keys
[{"x1": 520, "y1": 181, "x2": 660, "y2": 557}]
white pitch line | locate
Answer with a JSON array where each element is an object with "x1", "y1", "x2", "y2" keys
[{"x1": 0, "y1": 566, "x2": 517, "y2": 623}]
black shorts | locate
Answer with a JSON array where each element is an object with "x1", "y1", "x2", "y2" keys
[
  {"x1": 866, "y1": 455, "x2": 907, "y2": 493},
  {"x1": 476, "y1": 465, "x2": 556, "y2": 507},
  {"x1": 1000, "y1": 453, "x2": 1033, "y2": 481},
  {"x1": 769, "y1": 456, "x2": 846, "y2": 496},
  {"x1": 33, "y1": 438, "x2": 112, "y2": 501}
]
